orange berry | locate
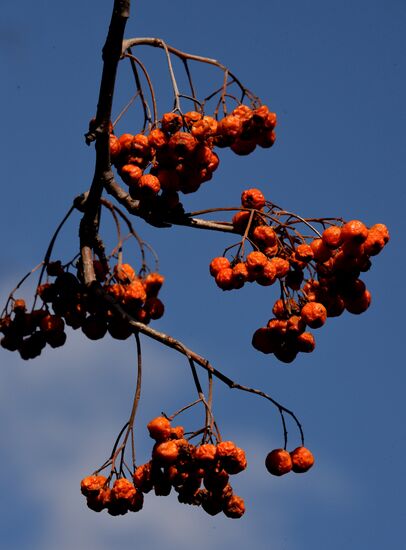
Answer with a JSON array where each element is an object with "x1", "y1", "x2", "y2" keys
[
  {"x1": 216, "y1": 441, "x2": 237, "y2": 459},
  {"x1": 145, "y1": 297, "x2": 165, "y2": 320},
  {"x1": 191, "y1": 116, "x2": 218, "y2": 139},
  {"x1": 194, "y1": 444, "x2": 217, "y2": 463},
  {"x1": 230, "y1": 138, "x2": 257, "y2": 155},
  {"x1": 272, "y1": 298, "x2": 298, "y2": 319},
  {"x1": 143, "y1": 272, "x2": 165, "y2": 297},
  {"x1": 263, "y1": 244, "x2": 278, "y2": 259},
  {"x1": 156, "y1": 169, "x2": 181, "y2": 191},
  {"x1": 223, "y1": 495, "x2": 245, "y2": 519},
  {"x1": 265, "y1": 111, "x2": 277, "y2": 129},
  {"x1": 232, "y1": 210, "x2": 252, "y2": 234},
  {"x1": 13, "y1": 299, "x2": 27, "y2": 312},
  {"x1": 269, "y1": 256, "x2": 290, "y2": 278},
  {"x1": 106, "y1": 283, "x2": 125, "y2": 302},
  {"x1": 138, "y1": 174, "x2": 161, "y2": 195},
  {"x1": 131, "y1": 133, "x2": 150, "y2": 156},
  {"x1": 128, "y1": 489, "x2": 144, "y2": 512},
  {"x1": 256, "y1": 261, "x2": 277, "y2": 286},
  {"x1": 123, "y1": 280, "x2": 147, "y2": 305},
  {"x1": 217, "y1": 442, "x2": 247, "y2": 474},
  {"x1": 111, "y1": 478, "x2": 137, "y2": 502},
  {"x1": 322, "y1": 226, "x2": 342, "y2": 249},
  {"x1": 370, "y1": 223, "x2": 389, "y2": 243},
  {"x1": 215, "y1": 268, "x2": 234, "y2": 290},
  {"x1": 133, "y1": 462, "x2": 153, "y2": 493},
  {"x1": 118, "y1": 133, "x2": 134, "y2": 153},
  {"x1": 340, "y1": 220, "x2": 368, "y2": 244},
  {"x1": 286, "y1": 315, "x2": 306, "y2": 335},
  {"x1": 267, "y1": 318, "x2": 288, "y2": 335},
  {"x1": 296, "y1": 331, "x2": 316, "y2": 352},
  {"x1": 257, "y1": 129, "x2": 276, "y2": 148},
  {"x1": 119, "y1": 164, "x2": 143, "y2": 186},
  {"x1": 161, "y1": 112, "x2": 182, "y2": 134},
  {"x1": 363, "y1": 229, "x2": 387, "y2": 256},
  {"x1": 109, "y1": 134, "x2": 121, "y2": 160},
  {"x1": 252, "y1": 327, "x2": 275, "y2": 354},
  {"x1": 148, "y1": 128, "x2": 167, "y2": 149},
  {"x1": 253, "y1": 104, "x2": 270, "y2": 120},
  {"x1": 290, "y1": 446, "x2": 315, "y2": 473},
  {"x1": 310, "y1": 238, "x2": 332, "y2": 263},
  {"x1": 169, "y1": 425, "x2": 184, "y2": 440},
  {"x1": 245, "y1": 251, "x2": 268, "y2": 274},
  {"x1": 226, "y1": 447, "x2": 247, "y2": 475},
  {"x1": 241, "y1": 188, "x2": 266, "y2": 210},
  {"x1": 113, "y1": 263, "x2": 136, "y2": 283},
  {"x1": 80, "y1": 475, "x2": 107, "y2": 496},
  {"x1": 232, "y1": 104, "x2": 253, "y2": 121},
  {"x1": 295, "y1": 244, "x2": 314, "y2": 262},
  {"x1": 86, "y1": 487, "x2": 112, "y2": 512},
  {"x1": 217, "y1": 114, "x2": 243, "y2": 139},
  {"x1": 209, "y1": 257, "x2": 231, "y2": 277},
  {"x1": 252, "y1": 225, "x2": 277, "y2": 247},
  {"x1": 147, "y1": 416, "x2": 171, "y2": 441},
  {"x1": 184, "y1": 110, "x2": 202, "y2": 127},
  {"x1": 232, "y1": 262, "x2": 250, "y2": 287},
  {"x1": 323, "y1": 295, "x2": 346, "y2": 318},
  {"x1": 300, "y1": 302, "x2": 327, "y2": 328},
  {"x1": 344, "y1": 289, "x2": 371, "y2": 314},
  {"x1": 168, "y1": 131, "x2": 197, "y2": 156},
  {"x1": 153, "y1": 440, "x2": 179, "y2": 464},
  {"x1": 265, "y1": 449, "x2": 293, "y2": 476}
]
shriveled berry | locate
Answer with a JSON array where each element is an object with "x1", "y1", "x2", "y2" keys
[
  {"x1": 241, "y1": 188, "x2": 266, "y2": 210},
  {"x1": 209, "y1": 257, "x2": 230, "y2": 277},
  {"x1": 80, "y1": 475, "x2": 107, "y2": 496},
  {"x1": 223, "y1": 495, "x2": 246, "y2": 519}
]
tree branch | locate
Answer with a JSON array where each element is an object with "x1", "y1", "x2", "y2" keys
[{"x1": 80, "y1": 0, "x2": 130, "y2": 287}]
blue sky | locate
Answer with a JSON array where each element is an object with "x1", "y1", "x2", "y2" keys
[{"x1": 0, "y1": 1, "x2": 405, "y2": 549}]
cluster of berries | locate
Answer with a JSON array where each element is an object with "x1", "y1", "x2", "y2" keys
[
  {"x1": 265, "y1": 446, "x2": 314, "y2": 476},
  {"x1": 210, "y1": 189, "x2": 287, "y2": 291},
  {"x1": 81, "y1": 416, "x2": 247, "y2": 518},
  {"x1": 209, "y1": 188, "x2": 390, "y2": 363},
  {"x1": 109, "y1": 105, "x2": 276, "y2": 206},
  {"x1": 0, "y1": 260, "x2": 165, "y2": 360},
  {"x1": 81, "y1": 474, "x2": 143, "y2": 516},
  {"x1": 0, "y1": 298, "x2": 66, "y2": 360}
]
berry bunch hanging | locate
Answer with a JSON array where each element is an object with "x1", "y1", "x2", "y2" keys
[
  {"x1": 81, "y1": 415, "x2": 247, "y2": 519},
  {"x1": 0, "y1": 0, "x2": 390, "y2": 521},
  {"x1": 208, "y1": 189, "x2": 389, "y2": 363}
]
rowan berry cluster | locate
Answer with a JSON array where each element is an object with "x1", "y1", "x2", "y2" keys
[
  {"x1": 265, "y1": 446, "x2": 314, "y2": 476},
  {"x1": 81, "y1": 416, "x2": 247, "y2": 519},
  {"x1": 209, "y1": 188, "x2": 389, "y2": 363},
  {"x1": 110, "y1": 105, "x2": 276, "y2": 209},
  {"x1": 0, "y1": 259, "x2": 165, "y2": 360},
  {"x1": 81, "y1": 474, "x2": 144, "y2": 516}
]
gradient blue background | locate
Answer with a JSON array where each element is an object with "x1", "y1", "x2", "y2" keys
[{"x1": 0, "y1": 1, "x2": 405, "y2": 549}]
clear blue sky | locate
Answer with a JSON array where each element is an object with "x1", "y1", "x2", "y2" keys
[{"x1": 0, "y1": 1, "x2": 405, "y2": 549}]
